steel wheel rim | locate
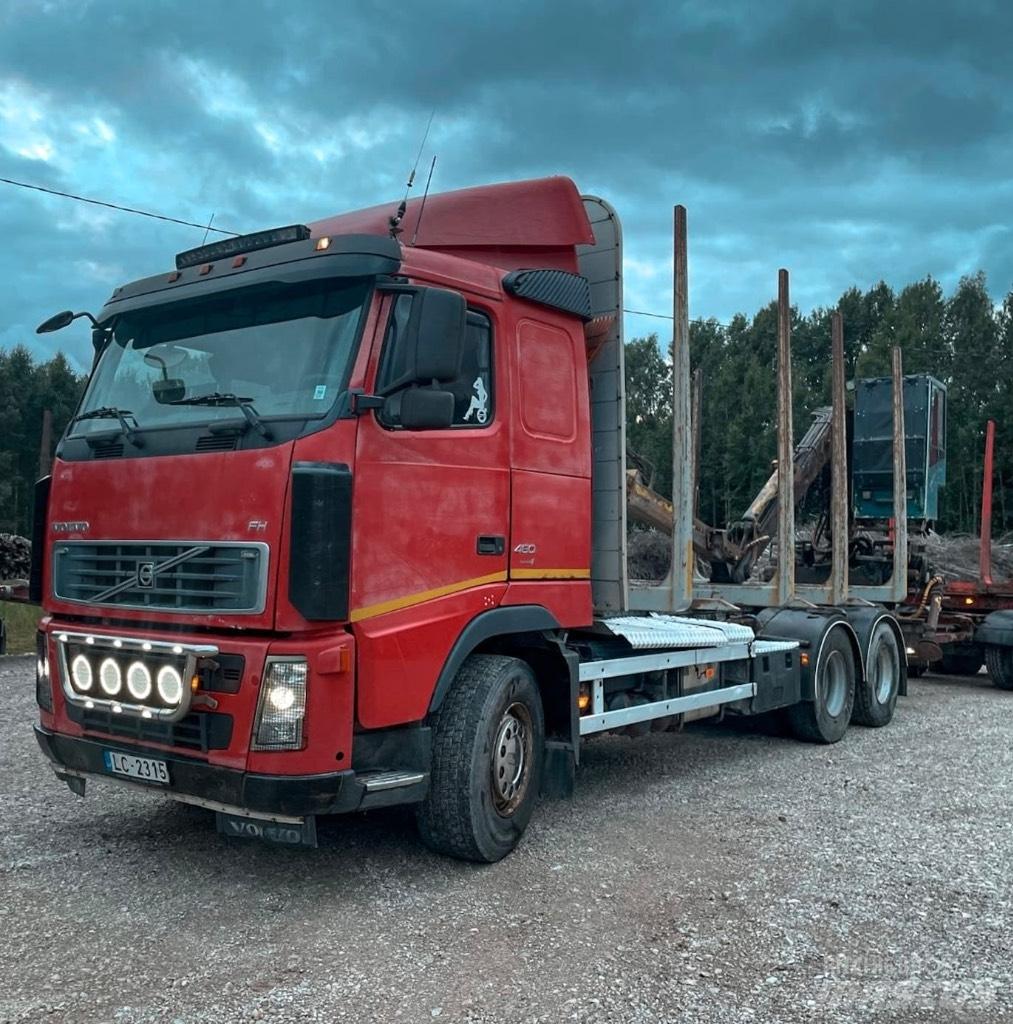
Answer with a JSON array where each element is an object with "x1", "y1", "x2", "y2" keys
[
  {"x1": 873, "y1": 637, "x2": 897, "y2": 704},
  {"x1": 823, "y1": 649, "x2": 848, "y2": 718},
  {"x1": 491, "y1": 701, "x2": 533, "y2": 816}
]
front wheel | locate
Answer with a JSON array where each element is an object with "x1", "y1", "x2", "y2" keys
[
  {"x1": 852, "y1": 621, "x2": 902, "y2": 727},
  {"x1": 417, "y1": 654, "x2": 544, "y2": 863},
  {"x1": 985, "y1": 645, "x2": 1013, "y2": 691},
  {"x1": 787, "y1": 626, "x2": 856, "y2": 743}
]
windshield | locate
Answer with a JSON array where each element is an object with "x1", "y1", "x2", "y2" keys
[{"x1": 72, "y1": 278, "x2": 371, "y2": 435}]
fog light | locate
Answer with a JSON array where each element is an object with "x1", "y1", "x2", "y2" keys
[
  {"x1": 126, "y1": 661, "x2": 152, "y2": 701},
  {"x1": 157, "y1": 665, "x2": 184, "y2": 706},
  {"x1": 71, "y1": 654, "x2": 94, "y2": 693},
  {"x1": 99, "y1": 658, "x2": 123, "y2": 696},
  {"x1": 253, "y1": 659, "x2": 307, "y2": 750},
  {"x1": 35, "y1": 631, "x2": 53, "y2": 712}
]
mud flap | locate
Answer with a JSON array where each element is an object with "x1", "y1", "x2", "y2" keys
[{"x1": 216, "y1": 811, "x2": 318, "y2": 848}]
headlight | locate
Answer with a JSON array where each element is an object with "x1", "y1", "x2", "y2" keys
[
  {"x1": 35, "y1": 631, "x2": 53, "y2": 712},
  {"x1": 71, "y1": 654, "x2": 94, "y2": 693},
  {"x1": 126, "y1": 661, "x2": 152, "y2": 701},
  {"x1": 99, "y1": 658, "x2": 123, "y2": 696},
  {"x1": 253, "y1": 658, "x2": 307, "y2": 750},
  {"x1": 156, "y1": 665, "x2": 184, "y2": 706}
]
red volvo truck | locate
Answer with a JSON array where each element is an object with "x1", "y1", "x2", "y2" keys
[{"x1": 28, "y1": 178, "x2": 908, "y2": 860}]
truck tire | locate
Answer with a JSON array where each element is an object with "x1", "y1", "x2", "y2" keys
[
  {"x1": 852, "y1": 621, "x2": 901, "y2": 727},
  {"x1": 417, "y1": 654, "x2": 545, "y2": 863},
  {"x1": 985, "y1": 645, "x2": 1013, "y2": 691},
  {"x1": 939, "y1": 645, "x2": 984, "y2": 677},
  {"x1": 787, "y1": 626, "x2": 856, "y2": 744}
]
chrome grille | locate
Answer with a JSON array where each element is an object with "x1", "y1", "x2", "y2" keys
[{"x1": 52, "y1": 541, "x2": 268, "y2": 613}]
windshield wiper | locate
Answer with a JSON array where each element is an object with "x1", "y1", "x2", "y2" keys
[
  {"x1": 169, "y1": 393, "x2": 273, "y2": 439},
  {"x1": 70, "y1": 406, "x2": 143, "y2": 447}
]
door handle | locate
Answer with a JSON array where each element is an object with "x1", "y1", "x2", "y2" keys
[{"x1": 476, "y1": 535, "x2": 505, "y2": 556}]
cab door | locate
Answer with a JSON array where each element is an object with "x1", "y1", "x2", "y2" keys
[{"x1": 350, "y1": 291, "x2": 509, "y2": 727}]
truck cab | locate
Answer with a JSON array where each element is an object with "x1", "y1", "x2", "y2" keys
[{"x1": 31, "y1": 177, "x2": 905, "y2": 860}]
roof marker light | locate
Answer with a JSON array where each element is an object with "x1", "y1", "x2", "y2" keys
[
  {"x1": 315, "y1": 237, "x2": 331, "y2": 251},
  {"x1": 175, "y1": 224, "x2": 311, "y2": 270}
]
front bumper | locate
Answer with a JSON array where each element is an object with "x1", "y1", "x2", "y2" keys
[{"x1": 34, "y1": 724, "x2": 415, "y2": 818}]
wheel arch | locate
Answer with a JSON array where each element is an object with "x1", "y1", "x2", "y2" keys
[
  {"x1": 843, "y1": 606, "x2": 907, "y2": 696},
  {"x1": 975, "y1": 609, "x2": 1013, "y2": 649},
  {"x1": 756, "y1": 607, "x2": 863, "y2": 701},
  {"x1": 428, "y1": 605, "x2": 580, "y2": 781}
]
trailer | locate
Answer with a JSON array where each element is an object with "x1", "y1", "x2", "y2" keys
[
  {"x1": 896, "y1": 420, "x2": 1013, "y2": 687},
  {"x1": 25, "y1": 178, "x2": 910, "y2": 861}
]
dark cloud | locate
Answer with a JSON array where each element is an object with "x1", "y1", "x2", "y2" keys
[{"x1": 1, "y1": 0, "x2": 1012, "y2": 367}]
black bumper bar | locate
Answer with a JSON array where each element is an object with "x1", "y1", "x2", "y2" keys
[{"x1": 34, "y1": 725, "x2": 366, "y2": 817}]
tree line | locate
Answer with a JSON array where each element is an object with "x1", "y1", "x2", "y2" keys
[
  {"x1": 0, "y1": 269, "x2": 1010, "y2": 538},
  {"x1": 627, "y1": 272, "x2": 1013, "y2": 536},
  {"x1": 0, "y1": 346, "x2": 83, "y2": 535}
]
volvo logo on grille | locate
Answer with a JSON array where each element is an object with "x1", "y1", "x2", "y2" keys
[{"x1": 137, "y1": 562, "x2": 155, "y2": 589}]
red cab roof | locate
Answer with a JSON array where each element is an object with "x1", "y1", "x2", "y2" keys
[{"x1": 309, "y1": 176, "x2": 595, "y2": 272}]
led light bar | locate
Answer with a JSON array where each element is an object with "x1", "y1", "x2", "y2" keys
[
  {"x1": 53, "y1": 631, "x2": 218, "y2": 723},
  {"x1": 175, "y1": 224, "x2": 312, "y2": 270}
]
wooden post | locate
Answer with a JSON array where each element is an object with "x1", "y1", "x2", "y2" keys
[
  {"x1": 829, "y1": 313, "x2": 848, "y2": 605},
  {"x1": 776, "y1": 269, "x2": 795, "y2": 604},
  {"x1": 671, "y1": 205, "x2": 694, "y2": 609}
]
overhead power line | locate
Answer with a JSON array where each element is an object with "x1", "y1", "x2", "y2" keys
[
  {"x1": 0, "y1": 177, "x2": 239, "y2": 236},
  {"x1": 1, "y1": 177, "x2": 734, "y2": 324},
  {"x1": 624, "y1": 307, "x2": 732, "y2": 328}
]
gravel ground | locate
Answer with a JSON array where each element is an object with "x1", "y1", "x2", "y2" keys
[{"x1": 1, "y1": 655, "x2": 1011, "y2": 1024}]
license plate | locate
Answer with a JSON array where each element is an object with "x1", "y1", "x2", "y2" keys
[{"x1": 103, "y1": 750, "x2": 170, "y2": 785}]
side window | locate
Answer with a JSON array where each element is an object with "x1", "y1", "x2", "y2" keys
[
  {"x1": 451, "y1": 312, "x2": 493, "y2": 426},
  {"x1": 376, "y1": 301, "x2": 493, "y2": 429}
]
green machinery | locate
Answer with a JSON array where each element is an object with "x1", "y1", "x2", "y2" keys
[{"x1": 853, "y1": 374, "x2": 947, "y2": 523}]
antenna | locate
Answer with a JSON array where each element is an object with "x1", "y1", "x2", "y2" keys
[
  {"x1": 389, "y1": 110, "x2": 435, "y2": 237},
  {"x1": 410, "y1": 155, "x2": 437, "y2": 246},
  {"x1": 201, "y1": 212, "x2": 216, "y2": 245}
]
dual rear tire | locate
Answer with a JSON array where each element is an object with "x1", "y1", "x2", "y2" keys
[{"x1": 788, "y1": 620, "x2": 902, "y2": 743}]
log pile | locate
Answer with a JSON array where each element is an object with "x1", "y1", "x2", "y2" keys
[
  {"x1": 923, "y1": 533, "x2": 1013, "y2": 582},
  {"x1": 0, "y1": 534, "x2": 31, "y2": 582}
]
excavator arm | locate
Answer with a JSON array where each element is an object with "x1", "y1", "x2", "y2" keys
[{"x1": 627, "y1": 407, "x2": 834, "y2": 582}]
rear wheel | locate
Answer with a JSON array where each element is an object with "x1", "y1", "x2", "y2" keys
[
  {"x1": 985, "y1": 645, "x2": 1013, "y2": 691},
  {"x1": 853, "y1": 621, "x2": 902, "y2": 727},
  {"x1": 939, "y1": 645, "x2": 984, "y2": 677},
  {"x1": 788, "y1": 626, "x2": 856, "y2": 743},
  {"x1": 417, "y1": 654, "x2": 544, "y2": 863}
]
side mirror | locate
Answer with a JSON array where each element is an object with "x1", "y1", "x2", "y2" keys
[
  {"x1": 379, "y1": 287, "x2": 466, "y2": 394},
  {"x1": 153, "y1": 379, "x2": 186, "y2": 404},
  {"x1": 412, "y1": 288, "x2": 466, "y2": 381},
  {"x1": 36, "y1": 310, "x2": 76, "y2": 334},
  {"x1": 397, "y1": 388, "x2": 455, "y2": 430}
]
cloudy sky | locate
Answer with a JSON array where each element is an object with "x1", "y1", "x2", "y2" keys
[{"x1": 2, "y1": 0, "x2": 1011, "y2": 369}]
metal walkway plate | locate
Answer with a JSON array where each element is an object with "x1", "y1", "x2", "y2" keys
[
  {"x1": 752, "y1": 639, "x2": 799, "y2": 655},
  {"x1": 600, "y1": 614, "x2": 755, "y2": 650}
]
